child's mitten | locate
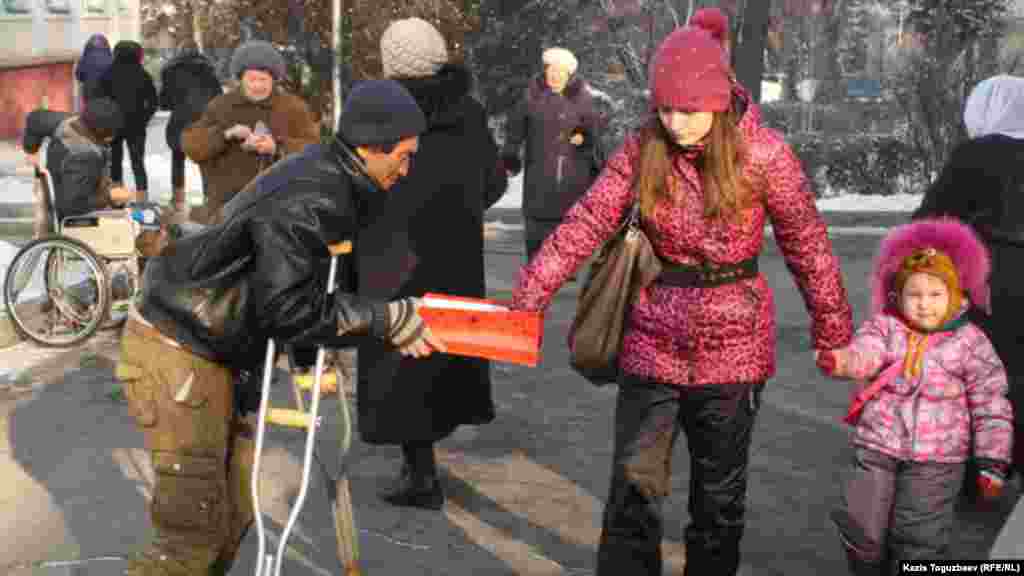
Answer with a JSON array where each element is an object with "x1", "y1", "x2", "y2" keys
[{"x1": 976, "y1": 459, "x2": 1009, "y2": 501}]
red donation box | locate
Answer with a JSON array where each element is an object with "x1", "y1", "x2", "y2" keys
[{"x1": 418, "y1": 293, "x2": 544, "y2": 367}]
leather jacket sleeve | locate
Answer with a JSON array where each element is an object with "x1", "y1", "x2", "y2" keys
[{"x1": 246, "y1": 217, "x2": 390, "y2": 350}]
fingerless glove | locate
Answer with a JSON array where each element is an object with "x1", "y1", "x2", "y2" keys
[{"x1": 386, "y1": 298, "x2": 426, "y2": 348}]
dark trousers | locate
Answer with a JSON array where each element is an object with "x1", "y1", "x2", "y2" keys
[
  {"x1": 171, "y1": 149, "x2": 186, "y2": 190},
  {"x1": 596, "y1": 377, "x2": 764, "y2": 576},
  {"x1": 832, "y1": 447, "x2": 964, "y2": 574},
  {"x1": 111, "y1": 128, "x2": 148, "y2": 192},
  {"x1": 524, "y1": 217, "x2": 562, "y2": 263}
]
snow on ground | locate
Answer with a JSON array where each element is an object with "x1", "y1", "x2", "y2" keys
[
  {"x1": 493, "y1": 173, "x2": 922, "y2": 213},
  {"x1": 0, "y1": 153, "x2": 206, "y2": 208}
]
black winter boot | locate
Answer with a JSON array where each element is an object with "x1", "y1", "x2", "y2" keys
[
  {"x1": 843, "y1": 545, "x2": 884, "y2": 576},
  {"x1": 380, "y1": 442, "x2": 444, "y2": 510}
]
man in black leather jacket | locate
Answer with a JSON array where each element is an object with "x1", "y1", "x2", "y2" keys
[{"x1": 116, "y1": 79, "x2": 445, "y2": 575}]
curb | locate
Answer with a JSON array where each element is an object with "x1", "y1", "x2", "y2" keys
[{"x1": 0, "y1": 313, "x2": 19, "y2": 349}]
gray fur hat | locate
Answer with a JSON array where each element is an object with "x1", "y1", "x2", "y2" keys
[{"x1": 230, "y1": 40, "x2": 287, "y2": 81}]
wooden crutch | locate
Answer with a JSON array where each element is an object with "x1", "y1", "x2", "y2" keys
[{"x1": 251, "y1": 240, "x2": 361, "y2": 575}]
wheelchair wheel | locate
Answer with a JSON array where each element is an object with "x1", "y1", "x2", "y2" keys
[{"x1": 3, "y1": 236, "x2": 111, "y2": 347}]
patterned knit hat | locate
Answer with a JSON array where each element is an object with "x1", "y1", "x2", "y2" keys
[
  {"x1": 542, "y1": 47, "x2": 578, "y2": 75},
  {"x1": 648, "y1": 26, "x2": 732, "y2": 112},
  {"x1": 380, "y1": 18, "x2": 448, "y2": 79},
  {"x1": 689, "y1": 7, "x2": 730, "y2": 51},
  {"x1": 230, "y1": 40, "x2": 287, "y2": 81},
  {"x1": 893, "y1": 247, "x2": 963, "y2": 325}
]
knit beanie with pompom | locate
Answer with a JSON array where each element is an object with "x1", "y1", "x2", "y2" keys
[{"x1": 648, "y1": 26, "x2": 732, "y2": 112}]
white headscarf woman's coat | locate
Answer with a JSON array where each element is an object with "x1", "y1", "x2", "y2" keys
[{"x1": 963, "y1": 74, "x2": 1024, "y2": 140}]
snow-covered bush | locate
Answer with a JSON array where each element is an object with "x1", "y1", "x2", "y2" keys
[{"x1": 788, "y1": 132, "x2": 929, "y2": 197}]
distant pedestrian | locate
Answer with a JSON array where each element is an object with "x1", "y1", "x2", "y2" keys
[
  {"x1": 913, "y1": 74, "x2": 1024, "y2": 482},
  {"x1": 96, "y1": 40, "x2": 158, "y2": 201},
  {"x1": 181, "y1": 40, "x2": 320, "y2": 223},
  {"x1": 817, "y1": 218, "x2": 1013, "y2": 573},
  {"x1": 508, "y1": 19, "x2": 853, "y2": 576},
  {"x1": 158, "y1": 39, "x2": 223, "y2": 221},
  {"x1": 502, "y1": 46, "x2": 604, "y2": 266},
  {"x1": 357, "y1": 17, "x2": 510, "y2": 511},
  {"x1": 75, "y1": 34, "x2": 112, "y2": 106}
]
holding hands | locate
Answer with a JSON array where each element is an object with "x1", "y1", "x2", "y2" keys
[{"x1": 814, "y1": 348, "x2": 847, "y2": 377}]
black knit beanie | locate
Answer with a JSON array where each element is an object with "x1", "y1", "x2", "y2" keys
[
  {"x1": 337, "y1": 80, "x2": 426, "y2": 147},
  {"x1": 81, "y1": 97, "x2": 124, "y2": 137}
]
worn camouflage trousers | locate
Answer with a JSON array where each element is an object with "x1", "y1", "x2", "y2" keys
[{"x1": 117, "y1": 318, "x2": 255, "y2": 575}]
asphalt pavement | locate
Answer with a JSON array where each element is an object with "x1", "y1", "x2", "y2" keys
[{"x1": 2, "y1": 228, "x2": 1021, "y2": 576}]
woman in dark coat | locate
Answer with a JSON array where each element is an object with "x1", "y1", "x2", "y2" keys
[
  {"x1": 158, "y1": 39, "x2": 223, "y2": 215},
  {"x1": 502, "y1": 47, "x2": 604, "y2": 263},
  {"x1": 96, "y1": 40, "x2": 158, "y2": 200},
  {"x1": 913, "y1": 74, "x2": 1024, "y2": 481},
  {"x1": 75, "y1": 34, "x2": 112, "y2": 105},
  {"x1": 357, "y1": 17, "x2": 509, "y2": 510}
]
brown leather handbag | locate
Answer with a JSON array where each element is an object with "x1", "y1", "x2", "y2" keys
[{"x1": 569, "y1": 199, "x2": 662, "y2": 384}]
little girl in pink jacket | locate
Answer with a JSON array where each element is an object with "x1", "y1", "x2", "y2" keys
[{"x1": 816, "y1": 217, "x2": 1013, "y2": 574}]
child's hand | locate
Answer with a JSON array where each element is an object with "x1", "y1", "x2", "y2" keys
[{"x1": 977, "y1": 468, "x2": 1007, "y2": 502}]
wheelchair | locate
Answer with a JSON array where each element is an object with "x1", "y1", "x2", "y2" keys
[{"x1": 3, "y1": 138, "x2": 162, "y2": 347}]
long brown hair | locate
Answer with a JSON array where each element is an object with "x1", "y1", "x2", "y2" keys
[{"x1": 635, "y1": 104, "x2": 752, "y2": 223}]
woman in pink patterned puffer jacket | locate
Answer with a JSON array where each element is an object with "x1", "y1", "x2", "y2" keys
[
  {"x1": 816, "y1": 218, "x2": 1013, "y2": 574},
  {"x1": 509, "y1": 11, "x2": 853, "y2": 576}
]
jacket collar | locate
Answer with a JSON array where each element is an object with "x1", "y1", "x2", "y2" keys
[{"x1": 66, "y1": 117, "x2": 107, "y2": 149}]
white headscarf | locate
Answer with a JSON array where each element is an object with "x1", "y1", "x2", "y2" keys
[{"x1": 963, "y1": 74, "x2": 1024, "y2": 140}]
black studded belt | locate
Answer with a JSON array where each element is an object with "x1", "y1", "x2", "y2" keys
[{"x1": 656, "y1": 257, "x2": 759, "y2": 288}]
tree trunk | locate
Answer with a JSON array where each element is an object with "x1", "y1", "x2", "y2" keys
[{"x1": 733, "y1": 0, "x2": 770, "y2": 103}]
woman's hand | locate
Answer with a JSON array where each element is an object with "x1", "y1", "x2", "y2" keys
[{"x1": 814, "y1": 348, "x2": 846, "y2": 377}]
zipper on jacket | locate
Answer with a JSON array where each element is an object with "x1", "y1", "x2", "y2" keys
[{"x1": 556, "y1": 155, "x2": 565, "y2": 184}]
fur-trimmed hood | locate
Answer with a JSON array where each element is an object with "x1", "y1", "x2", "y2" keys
[
  {"x1": 871, "y1": 218, "x2": 991, "y2": 316},
  {"x1": 393, "y1": 63, "x2": 473, "y2": 129},
  {"x1": 527, "y1": 72, "x2": 590, "y2": 104}
]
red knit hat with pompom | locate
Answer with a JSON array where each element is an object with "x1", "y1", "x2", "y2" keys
[
  {"x1": 689, "y1": 7, "x2": 730, "y2": 51},
  {"x1": 648, "y1": 26, "x2": 732, "y2": 112}
]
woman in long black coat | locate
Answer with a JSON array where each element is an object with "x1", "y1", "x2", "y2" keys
[
  {"x1": 96, "y1": 41, "x2": 158, "y2": 199},
  {"x1": 158, "y1": 40, "x2": 223, "y2": 215},
  {"x1": 357, "y1": 18, "x2": 509, "y2": 511},
  {"x1": 913, "y1": 74, "x2": 1024, "y2": 480}
]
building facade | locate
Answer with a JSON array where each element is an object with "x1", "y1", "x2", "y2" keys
[{"x1": 0, "y1": 0, "x2": 140, "y2": 140}]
